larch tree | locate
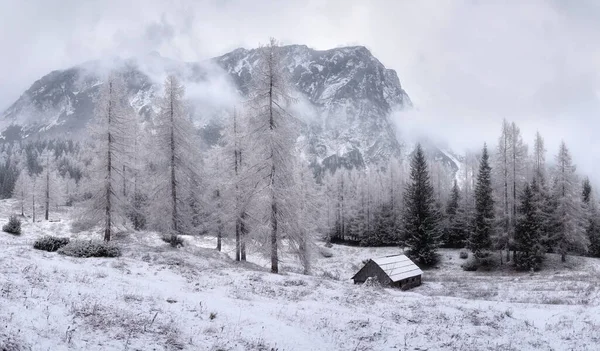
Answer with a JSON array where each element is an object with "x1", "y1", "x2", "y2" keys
[
  {"x1": 469, "y1": 144, "x2": 494, "y2": 259},
  {"x1": 13, "y1": 169, "x2": 31, "y2": 217},
  {"x1": 40, "y1": 149, "x2": 64, "y2": 220},
  {"x1": 402, "y1": 144, "x2": 440, "y2": 266},
  {"x1": 221, "y1": 107, "x2": 252, "y2": 261},
  {"x1": 550, "y1": 141, "x2": 588, "y2": 262},
  {"x1": 86, "y1": 72, "x2": 131, "y2": 241},
  {"x1": 532, "y1": 131, "x2": 546, "y2": 179},
  {"x1": 151, "y1": 75, "x2": 200, "y2": 246},
  {"x1": 245, "y1": 38, "x2": 303, "y2": 273}
]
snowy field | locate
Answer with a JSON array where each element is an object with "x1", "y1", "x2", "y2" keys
[{"x1": 1, "y1": 199, "x2": 600, "y2": 351}]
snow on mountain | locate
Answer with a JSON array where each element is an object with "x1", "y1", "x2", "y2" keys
[{"x1": 0, "y1": 44, "x2": 462, "y2": 177}]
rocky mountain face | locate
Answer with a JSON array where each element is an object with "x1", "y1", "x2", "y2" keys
[{"x1": 0, "y1": 44, "x2": 459, "y2": 176}]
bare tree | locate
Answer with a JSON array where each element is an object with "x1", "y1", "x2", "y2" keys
[
  {"x1": 150, "y1": 75, "x2": 200, "y2": 246},
  {"x1": 86, "y1": 72, "x2": 131, "y2": 241},
  {"x1": 245, "y1": 38, "x2": 303, "y2": 273}
]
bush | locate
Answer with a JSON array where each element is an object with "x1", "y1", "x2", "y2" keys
[
  {"x1": 459, "y1": 250, "x2": 469, "y2": 259},
  {"x1": 33, "y1": 236, "x2": 70, "y2": 252},
  {"x1": 319, "y1": 246, "x2": 333, "y2": 258},
  {"x1": 2, "y1": 215, "x2": 22, "y2": 235},
  {"x1": 461, "y1": 258, "x2": 479, "y2": 271},
  {"x1": 58, "y1": 240, "x2": 121, "y2": 258},
  {"x1": 160, "y1": 234, "x2": 184, "y2": 247}
]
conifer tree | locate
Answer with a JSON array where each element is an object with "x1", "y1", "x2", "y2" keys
[
  {"x1": 245, "y1": 38, "x2": 303, "y2": 273},
  {"x1": 550, "y1": 141, "x2": 588, "y2": 262},
  {"x1": 581, "y1": 178, "x2": 600, "y2": 257},
  {"x1": 443, "y1": 179, "x2": 466, "y2": 248},
  {"x1": 402, "y1": 144, "x2": 440, "y2": 266},
  {"x1": 150, "y1": 75, "x2": 201, "y2": 246},
  {"x1": 469, "y1": 144, "x2": 494, "y2": 259},
  {"x1": 85, "y1": 72, "x2": 131, "y2": 241},
  {"x1": 514, "y1": 181, "x2": 545, "y2": 270}
]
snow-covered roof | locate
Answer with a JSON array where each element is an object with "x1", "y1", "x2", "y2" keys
[{"x1": 371, "y1": 255, "x2": 422, "y2": 282}]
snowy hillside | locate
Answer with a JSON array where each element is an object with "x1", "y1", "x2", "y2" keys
[{"x1": 1, "y1": 200, "x2": 599, "y2": 351}]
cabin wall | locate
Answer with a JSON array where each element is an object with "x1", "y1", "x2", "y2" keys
[
  {"x1": 352, "y1": 261, "x2": 391, "y2": 285},
  {"x1": 394, "y1": 275, "x2": 421, "y2": 290}
]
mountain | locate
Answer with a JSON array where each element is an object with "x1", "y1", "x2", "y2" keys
[{"x1": 0, "y1": 44, "x2": 453, "y2": 176}]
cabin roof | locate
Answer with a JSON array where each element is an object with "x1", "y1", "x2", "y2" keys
[{"x1": 370, "y1": 254, "x2": 422, "y2": 282}]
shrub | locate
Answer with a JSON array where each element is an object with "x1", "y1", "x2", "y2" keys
[
  {"x1": 459, "y1": 250, "x2": 469, "y2": 259},
  {"x1": 461, "y1": 258, "x2": 479, "y2": 271},
  {"x1": 58, "y1": 240, "x2": 121, "y2": 258},
  {"x1": 319, "y1": 246, "x2": 333, "y2": 258},
  {"x1": 160, "y1": 234, "x2": 184, "y2": 247},
  {"x1": 33, "y1": 236, "x2": 70, "y2": 252},
  {"x1": 2, "y1": 215, "x2": 22, "y2": 235}
]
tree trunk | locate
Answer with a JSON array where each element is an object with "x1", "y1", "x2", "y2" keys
[
  {"x1": 104, "y1": 81, "x2": 112, "y2": 242},
  {"x1": 169, "y1": 92, "x2": 178, "y2": 247},
  {"x1": 241, "y1": 215, "x2": 247, "y2": 261},
  {"x1": 271, "y1": 190, "x2": 278, "y2": 273},
  {"x1": 45, "y1": 170, "x2": 49, "y2": 221},
  {"x1": 123, "y1": 165, "x2": 126, "y2": 197},
  {"x1": 561, "y1": 253, "x2": 566, "y2": 262},
  {"x1": 268, "y1": 60, "x2": 278, "y2": 273}
]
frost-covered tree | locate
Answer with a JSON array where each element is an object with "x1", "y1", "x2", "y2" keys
[
  {"x1": 40, "y1": 149, "x2": 64, "y2": 220},
  {"x1": 13, "y1": 169, "x2": 31, "y2": 217},
  {"x1": 245, "y1": 38, "x2": 303, "y2": 273},
  {"x1": 443, "y1": 179, "x2": 467, "y2": 248},
  {"x1": 549, "y1": 141, "x2": 588, "y2": 262},
  {"x1": 150, "y1": 75, "x2": 201, "y2": 246},
  {"x1": 514, "y1": 181, "x2": 545, "y2": 271},
  {"x1": 402, "y1": 144, "x2": 440, "y2": 266},
  {"x1": 469, "y1": 144, "x2": 494, "y2": 259},
  {"x1": 532, "y1": 131, "x2": 546, "y2": 179},
  {"x1": 85, "y1": 73, "x2": 132, "y2": 241}
]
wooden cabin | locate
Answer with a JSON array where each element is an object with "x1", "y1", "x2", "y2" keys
[{"x1": 352, "y1": 254, "x2": 422, "y2": 290}]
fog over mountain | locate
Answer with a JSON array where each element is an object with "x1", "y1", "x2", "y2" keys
[{"x1": 1, "y1": 0, "x2": 600, "y2": 182}]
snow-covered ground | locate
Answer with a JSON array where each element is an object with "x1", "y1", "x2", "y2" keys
[{"x1": 1, "y1": 199, "x2": 599, "y2": 351}]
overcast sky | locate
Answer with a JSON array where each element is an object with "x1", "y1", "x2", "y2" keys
[{"x1": 1, "y1": 0, "x2": 600, "y2": 179}]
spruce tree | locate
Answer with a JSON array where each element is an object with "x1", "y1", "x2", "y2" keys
[
  {"x1": 582, "y1": 177, "x2": 592, "y2": 204},
  {"x1": 514, "y1": 182, "x2": 545, "y2": 270},
  {"x1": 443, "y1": 179, "x2": 466, "y2": 248},
  {"x1": 582, "y1": 178, "x2": 600, "y2": 257},
  {"x1": 469, "y1": 144, "x2": 494, "y2": 259},
  {"x1": 403, "y1": 144, "x2": 440, "y2": 266}
]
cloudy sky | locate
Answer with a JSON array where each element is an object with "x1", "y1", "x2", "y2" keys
[{"x1": 1, "y1": 0, "x2": 600, "y2": 178}]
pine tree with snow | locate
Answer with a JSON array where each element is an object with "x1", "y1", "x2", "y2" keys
[
  {"x1": 469, "y1": 144, "x2": 494, "y2": 259},
  {"x1": 582, "y1": 177, "x2": 592, "y2": 204},
  {"x1": 443, "y1": 179, "x2": 467, "y2": 248},
  {"x1": 549, "y1": 141, "x2": 588, "y2": 262},
  {"x1": 581, "y1": 178, "x2": 600, "y2": 258},
  {"x1": 402, "y1": 144, "x2": 440, "y2": 266},
  {"x1": 514, "y1": 181, "x2": 545, "y2": 270}
]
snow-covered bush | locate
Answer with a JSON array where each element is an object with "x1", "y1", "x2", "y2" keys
[
  {"x1": 160, "y1": 234, "x2": 184, "y2": 247},
  {"x1": 58, "y1": 240, "x2": 121, "y2": 258},
  {"x1": 319, "y1": 246, "x2": 333, "y2": 258},
  {"x1": 2, "y1": 215, "x2": 22, "y2": 235},
  {"x1": 459, "y1": 250, "x2": 469, "y2": 259},
  {"x1": 461, "y1": 258, "x2": 479, "y2": 271},
  {"x1": 33, "y1": 236, "x2": 70, "y2": 252}
]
